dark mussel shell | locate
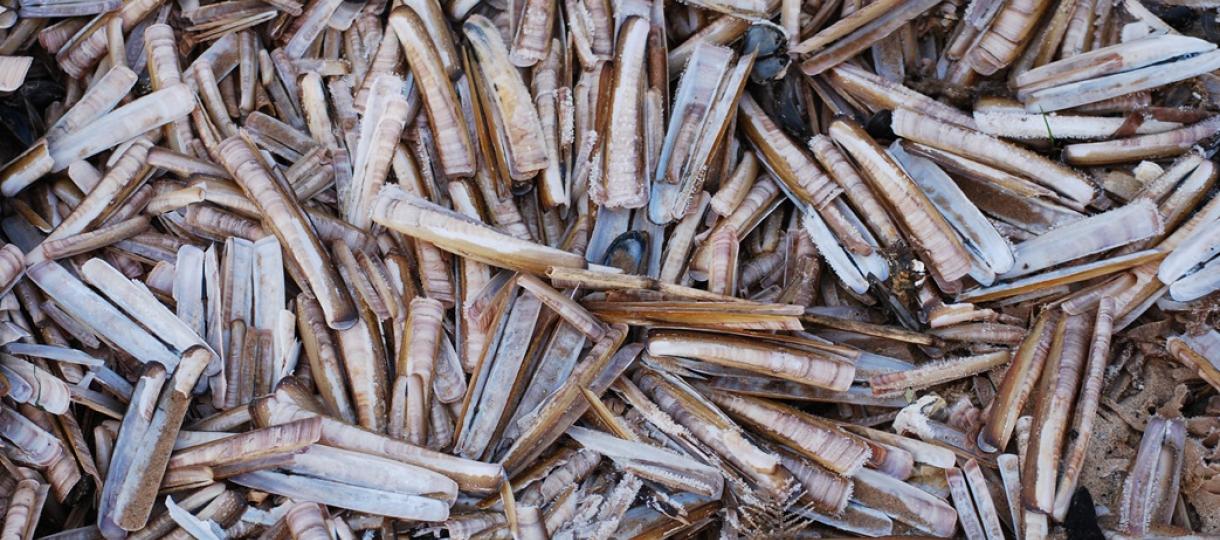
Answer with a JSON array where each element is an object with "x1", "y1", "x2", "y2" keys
[
  {"x1": 743, "y1": 21, "x2": 790, "y2": 84},
  {"x1": 602, "y1": 230, "x2": 648, "y2": 274}
]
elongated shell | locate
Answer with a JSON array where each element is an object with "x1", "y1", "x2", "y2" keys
[
  {"x1": 829, "y1": 119, "x2": 972, "y2": 283},
  {"x1": 372, "y1": 186, "x2": 586, "y2": 274},
  {"x1": 891, "y1": 108, "x2": 1095, "y2": 205},
  {"x1": 389, "y1": 6, "x2": 476, "y2": 177},
  {"x1": 217, "y1": 136, "x2": 357, "y2": 330},
  {"x1": 594, "y1": 16, "x2": 650, "y2": 209},
  {"x1": 1003, "y1": 200, "x2": 1162, "y2": 279},
  {"x1": 648, "y1": 329, "x2": 854, "y2": 390},
  {"x1": 464, "y1": 15, "x2": 550, "y2": 180},
  {"x1": 739, "y1": 94, "x2": 841, "y2": 209},
  {"x1": 708, "y1": 389, "x2": 870, "y2": 475}
]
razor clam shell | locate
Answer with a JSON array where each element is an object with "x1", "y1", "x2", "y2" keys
[
  {"x1": 973, "y1": 110, "x2": 1183, "y2": 140},
  {"x1": 852, "y1": 467, "x2": 958, "y2": 537},
  {"x1": 2, "y1": 343, "x2": 102, "y2": 367},
  {"x1": 1156, "y1": 219, "x2": 1220, "y2": 285},
  {"x1": 80, "y1": 258, "x2": 209, "y2": 355},
  {"x1": 828, "y1": 63, "x2": 977, "y2": 129},
  {"x1": 400, "y1": 0, "x2": 461, "y2": 77},
  {"x1": 389, "y1": 6, "x2": 476, "y2": 178},
  {"x1": 1062, "y1": 116, "x2": 1220, "y2": 166},
  {"x1": 633, "y1": 367, "x2": 794, "y2": 497},
  {"x1": 891, "y1": 109, "x2": 1095, "y2": 205},
  {"x1": 464, "y1": 15, "x2": 550, "y2": 181},
  {"x1": 47, "y1": 84, "x2": 196, "y2": 175},
  {"x1": 946, "y1": 466, "x2": 987, "y2": 540},
  {"x1": 0, "y1": 243, "x2": 23, "y2": 296},
  {"x1": 900, "y1": 139, "x2": 1080, "y2": 205},
  {"x1": 499, "y1": 329, "x2": 632, "y2": 473},
  {"x1": 232, "y1": 470, "x2": 450, "y2": 522},
  {"x1": 216, "y1": 136, "x2": 356, "y2": 331},
  {"x1": 889, "y1": 141, "x2": 1013, "y2": 275},
  {"x1": 869, "y1": 351, "x2": 1010, "y2": 398},
  {"x1": 965, "y1": 0, "x2": 1052, "y2": 76},
  {"x1": 333, "y1": 303, "x2": 389, "y2": 433},
  {"x1": 1168, "y1": 331, "x2": 1220, "y2": 391},
  {"x1": 793, "y1": 0, "x2": 920, "y2": 54},
  {"x1": 503, "y1": 324, "x2": 585, "y2": 442},
  {"x1": 777, "y1": 450, "x2": 853, "y2": 514},
  {"x1": 0, "y1": 141, "x2": 54, "y2": 200},
  {"x1": 283, "y1": 444, "x2": 458, "y2": 501},
  {"x1": 962, "y1": 459, "x2": 1005, "y2": 540},
  {"x1": 1002, "y1": 200, "x2": 1162, "y2": 279},
  {"x1": 454, "y1": 289, "x2": 542, "y2": 459},
  {"x1": 842, "y1": 423, "x2": 956, "y2": 468},
  {"x1": 1023, "y1": 314, "x2": 1090, "y2": 513},
  {"x1": 798, "y1": 0, "x2": 941, "y2": 76},
  {"x1": 566, "y1": 425, "x2": 723, "y2": 497},
  {"x1": 594, "y1": 16, "x2": 649, "y2": 209},
  {"x1": 706, "y1": 388, "x2": 870, "y2": 475},
  {"x1": 54, "y1": 0, "x2": 163, "y2": 79},
  {"x1": 740, "y1": 94, "x2": 841, "y2": 209},
  {"x1": 681, "y1": 0, "x2": 772, "y2": 20},
  {"x1": 651, "y1": 47, "x2": 751, "y2": 224},
  {"x1": 830, "y1": 199, "x2": 890, "y2": 281},
  {"x1": 648, "y1": 329, "x2": 854, "y2": 391},
  {"x1": 1167, "y1": 256, "x2": 1220, "y2": 302},
  {"x1": 508, "y1": 0, "x2": 555, "y2": 67},
  {"x1": 655, "y1": 43, "x2": 733, "y2": 189},
  {"x1": 959, "y1": 249, "x2": 1164, "y2": 303},
  {"x1": 0, "y1": 355, "x2": 70, "y2": 414},
  {"x1": 667, "y1": 15, "x2": 748, "y2": 78},
  {"x1": 27, "y1": 262, "x2": 180, "y2": 369},
  {"x1": 0, "y1": 54, "x2": 31, "y2": 91},
  {"x1": 162, "y1": 494, "x2": 223, "y2": 540},
  {"x1": 46, "y1": 66, "x2": 138, "y2": 143},
  {"x1": 346, "y1": 75, "x2": 409, "y2": 231},
  {"x1": 1117, "y1": 416, "x2": 1186, "y2": 534},
  {"x1": 1014, "y1": 34, "x2": 1217, "y2": 92},
  {"x1": 802, "y1": 200, "x2": 869, "y2": 295},
  {"x1": 956, "y1": 183, "x2": 1083, "y2": 238},
  {"x1": 801, "y1": 502, "x2": 894, "y2": 537},
  {"x1": 254, "y1": 391, "x2": 505, "y2": 494},
  {"x1": 108, "y1": 348, "x2": 213, "y2": 532},
  {"x1": 372, "y1": 186, "x2": 586, "y2": 274},
  {"x1": 830, "y1": 119, "x2": 972, "y2": 283},
  {"x1": 705, "y1": 376, "x2": 909, "y2": 408},
  {"x1": 1023, "y1": 50, "x2": 1220, "y2": 113},
  {"x1": 282, "y1": 502, "x2": 328, "y2": 540},
  {"x1": 1049, "y1": 299, "x2": 1114, "y2": 522},
  {"x1": 0, "y1": 404, "x2": 65, "y2": 467},
  {"x1": 810, "y1": 134, "x2": 903, "y2": 248}
]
